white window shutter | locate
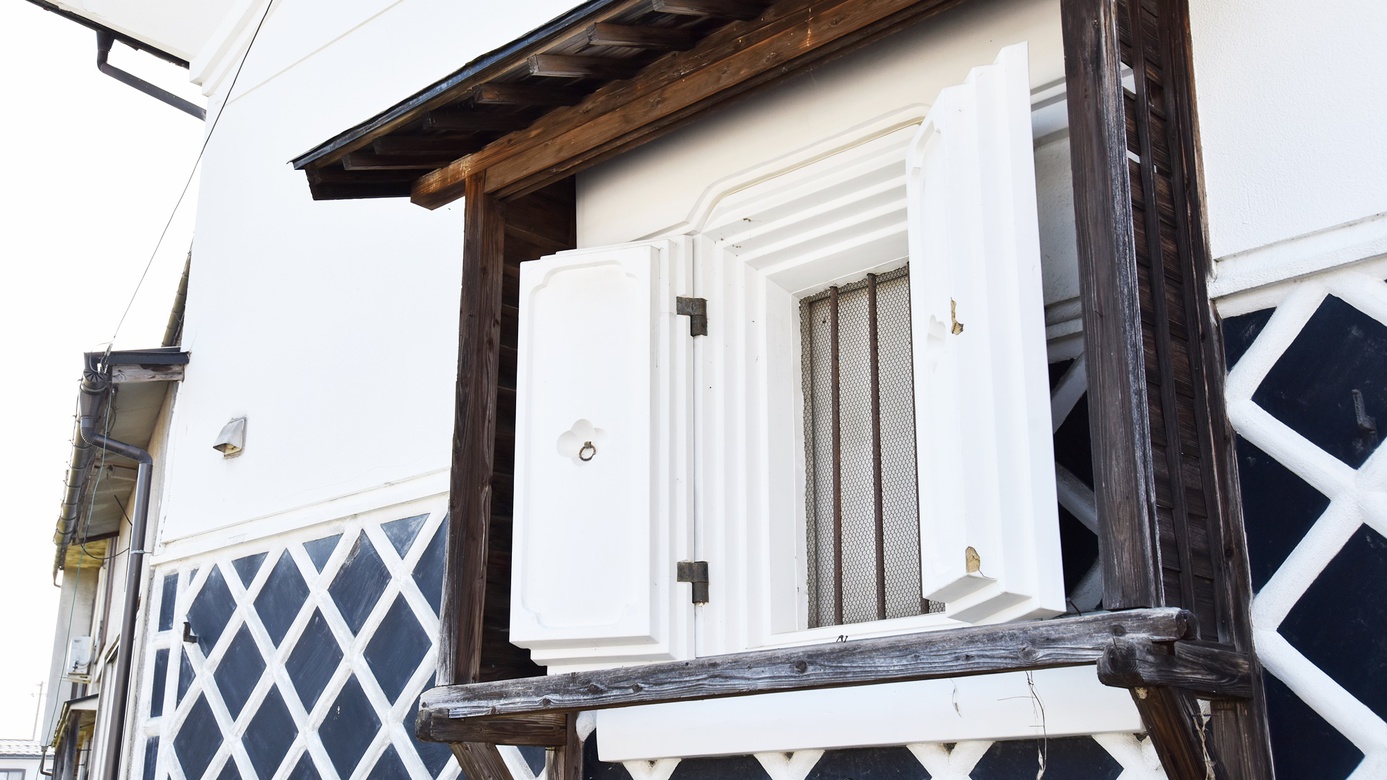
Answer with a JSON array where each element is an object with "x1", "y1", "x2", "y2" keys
[
  {"x1": 907, "y1": 43, "x2": 1064, "y2": 623},
  {"x1": 510, "y1": 239, "x2": 695, "y2": 669}
]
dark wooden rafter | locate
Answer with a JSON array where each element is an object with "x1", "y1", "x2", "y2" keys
[
  {"x1": 587, "y1": 22, "x2": 699, "y2": 49},
  {"x1": 1062, "y1": 0, "x2": 1273, "y2": 775},
  {"x1": 473, "y1": 84, "x2": 585, "y2": 106},
  {"x1": 421, "y1": 110, "x2": 535, "y2": 134},
  {"x1": 528, "y1": 54, "x2": 645, "y2": 79}
]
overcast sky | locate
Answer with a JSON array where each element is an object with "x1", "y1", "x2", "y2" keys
[{"x1": 0, "y1": 0, "x2": 204, "y2": 740}]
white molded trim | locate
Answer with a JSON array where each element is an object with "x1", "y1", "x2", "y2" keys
[
  {"x1": 594, "y1": 666, "x2": 1142, "y2": 761},
  {"x1": 1209, "y1": 211, "x2": 1387, "y2": 303},
  {"x1": 151, "y1": 468, "x2": 449, "y2": 564}
]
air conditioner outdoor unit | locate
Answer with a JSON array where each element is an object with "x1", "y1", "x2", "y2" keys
[{"x1": 66, "y1": 636, "x2": 93, "y2": 678}]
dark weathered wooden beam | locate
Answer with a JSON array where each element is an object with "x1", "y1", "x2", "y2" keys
[
  {"x1": 528, "y1": 54, "x2": 644, "y2": 80},
  {"x1": 1061, "y1": 0, "x2": 1161, "y2": 609},
  {"x1": 1153, "y1": 0, "x2": 1275, "y2": 772},
  {"x1": 413, "y1": 0, "x2": 970, "y2": 207},
  {"x1": 449, "y1": 742, "x2": 515, "y2": 780},
  {"x1": 438, "y1": 172, "x2": 505, "y2": 687},
  {"x1": 587, "y1": 22, "x2": 699, "y2": 50},
  {"x1": 417, "y1": 609, "x2": 1192, "y2": 729},
  {"x1": 422, "y1": 110, "x2": 535, "y2": 134},
  {"x1": 473, "y1": 84, "x2": 584, "y2": 107},
  {"x1": 1128, "y1": 687, "x2": 1222, "y2": 780},
  {"x1": 652, "y1": 0, "x2": 768, "y2": 20},
  {"x1": 1098, "y1": 637, "x2": 1253, "y2": 701},
  {"x1": 416, "y1": 711, "x2": 567, "y2": 746}
]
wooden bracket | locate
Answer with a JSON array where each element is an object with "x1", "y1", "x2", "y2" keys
[
  {"x1": 1099, "y1": 637, "x2": 1253, "y2": 780},
  {"x1": 449, "y1": 742, "x2": 515, "y2": 780},
  {"x1": 1128, "y1": 686, "x2": 1223, "y2": 780},
  {"x1": 1097, "y1": 637, "x2": 1253, "y2": 701}
]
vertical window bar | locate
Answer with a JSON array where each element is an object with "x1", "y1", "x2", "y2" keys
[
  {"x1": 829, "y1": 285, "x2": 844, "y2": 626},
  {"x1": 868, "y1": 273, "x2": 887, "y2": 620}
]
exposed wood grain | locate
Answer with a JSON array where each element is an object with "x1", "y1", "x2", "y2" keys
[
  {"x1": 1130, "y1": 686, "x2": 1221, "y2": 780},
  {"x1": 473, "y1": 84, "x2": 583, "y2": 107},
  {"x1": 416, "y1": 710, "x2": 567, "y2": 746},
  {"x1": 587, "y1": 22, "x2": 699, "y2": 50},
  {"x1": 416, "y1": 609, "x2": 1192, "y2": 725},
  {"x1": 449, "y1": 742, "x2": 515, "y2": 780},
  {"x1": 1062, "y1": 0, "x2": 1162, "y2": 609},
  {"x1": 652, "y1": 0, "x2": 768, "y2": 19},
  {"x1": 413, "y1": 0, "x2": 969, "y2": 207},
  {"x1": 528, "y1": 54, "x2": 644, "y2": 79},
  {"x1": 1123, "y1": 0, "x2": 1201, "y2": 626},
  {"x1": 439, "y1": 173, "x2": 506, "y2": 688},
  {"x1": 1098, "y1": 637, "x2": 1252, "y2": 700},
  {"x1": 549, "y1": 714, "x2": 584, "y2": 780}
]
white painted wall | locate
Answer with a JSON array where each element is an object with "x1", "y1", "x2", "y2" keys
[
  {"x1": 153, "y1": 0, "x2": 573, "y2": 546},
  {"x1": 577, "y1": 0, "x2": 1067, "y2": 249},
  {"x1": 1189, "y1": 0, "x2": 1387, "y2": 260}
]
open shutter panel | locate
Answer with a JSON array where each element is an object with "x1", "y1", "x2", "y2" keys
[
  {"x1": 907, "y1": 43, "x2": 1064, "y2": 623},
  {"x1": 510, "y1": 239, "x2": 695, "y2": 669}
]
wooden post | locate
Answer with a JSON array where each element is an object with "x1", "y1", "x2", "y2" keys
[
  {"x1": 1061, "y1": 0, "x2": 1162, "y2": 610},
  {"x1": 1062, "y1": 0, "x2": 1275, "y2": 775},
  {"x1": 439, "y1": 172, "x2": 507, "y2": 688}
]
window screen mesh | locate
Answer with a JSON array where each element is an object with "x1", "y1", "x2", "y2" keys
[{"x1": 801, "y1": 265, "x2": 926, "y2": 628}]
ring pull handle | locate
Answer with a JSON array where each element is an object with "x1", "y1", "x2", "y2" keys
[{"x1": 578, "y1": 441, "x2": 597, "y2": 462}]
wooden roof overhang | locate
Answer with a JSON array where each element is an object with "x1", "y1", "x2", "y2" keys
[
  {"x1": 292, "y1": 0, "x2": 977, "y2": 208},
  {"x1": 297, "y1": 0, "x2": 1277, "y2": 777}
]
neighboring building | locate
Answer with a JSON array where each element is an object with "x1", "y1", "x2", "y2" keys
[
  {"x1": 0, "y1": 740, "x2": 49, "y2": 780},
  {"x1": 26, "y1": 0, "x2": 1387, "y2": 779}
]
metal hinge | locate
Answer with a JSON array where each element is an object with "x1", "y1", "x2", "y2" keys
[
  {"x1": 676, "y1": 560, "x2": 710, "y2": 603},
  {"x1": 676, "y1": 296, "x2": 708, "y2": 337}
]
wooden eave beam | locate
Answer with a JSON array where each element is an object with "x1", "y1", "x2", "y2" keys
[
  {"x1": 291, "y1": 0, "x2": 654, "y2": 171},
  {"x1": 417, "y1": 608, "x2": 1193, "y2": 734},
  {"x1": 411, "y1": 0, "x2": 970, "y2": 208}
]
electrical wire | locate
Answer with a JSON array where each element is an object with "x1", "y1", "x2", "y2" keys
[{"x1": 107, "y1": 0, "x2": 279, "y2": 350}]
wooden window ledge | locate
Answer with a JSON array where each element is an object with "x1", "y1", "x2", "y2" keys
[{"x1": 415, "y1": 608, "x2": 1251, "y2": 747}]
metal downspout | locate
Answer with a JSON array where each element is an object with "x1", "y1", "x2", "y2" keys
[
  {"x1": 95, "y1": 31, "x2": 205, "y2": 120},
  {"x1": 79, "y1": 357, "x2": 153, "y2": 780}
]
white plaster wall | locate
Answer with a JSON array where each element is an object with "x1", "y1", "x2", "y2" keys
[
  {"x1": 577, "y1": 0, "x2": 1066, "y2": 248},
  {"x1": 1189, "y1": 0, "x2": 1387, "y2": 260},
  {"x1": 155, "y1": 0, "x2": 570, "y2": 544}
]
